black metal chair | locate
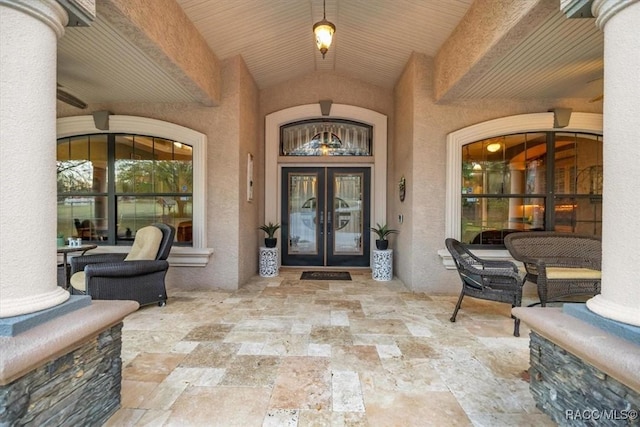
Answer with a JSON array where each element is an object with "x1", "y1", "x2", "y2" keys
[
  {"x1": 445, "y1": 238, "x2": 524, "y2": 336},
  {"x1": 70, "y1": 223, "x2": 175, "y2": 307}
]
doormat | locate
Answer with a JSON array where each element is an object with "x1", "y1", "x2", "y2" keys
[{"x1": 300, "y1": 271, "x2": 352, "y2": 281}]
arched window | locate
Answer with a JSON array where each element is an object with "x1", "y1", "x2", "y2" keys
[
  {"x1": 461, "y1": 132, "x2": 602, "y2": 246},
  {"x1": 57, "y1": 133, "x2": 194, "y2": 245},
  {"x1": 445, "y1": 112, "x2": 603, "y2": 247},
  {"x1": 57, "y1": 115, "x2": 211, "y2": 266}
]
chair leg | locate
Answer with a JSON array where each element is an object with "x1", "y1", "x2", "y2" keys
[
  {"x1": 450, "y1": 289, "x2": 465, "y2": 322},
  {"x1": 513, "y1": 317, "x2": 520, "y2": 337},
  {"x1": 538, "y1": 285, "x2": 547, "y2": 307}
]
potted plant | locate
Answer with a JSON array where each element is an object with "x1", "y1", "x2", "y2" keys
[
  {"x1": 370, "y1": 222, "x2": 398, "y2": 250},
  {"x1": 259, "y1": 222, "x2": 280, "y2": 248}
]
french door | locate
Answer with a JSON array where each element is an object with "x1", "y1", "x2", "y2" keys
[{"x1": 281, "y1": 167, "x2": 371, "y2": 267}]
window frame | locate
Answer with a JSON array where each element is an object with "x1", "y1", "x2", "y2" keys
[
  {"x1": 57, "y1": 133, "x2": 195, "y2": 245},
  {"x1": 279, "y1": 118, "x2": 373, "y2": 156},
  {"x1": 440, "y1": 112, "x2": 602, "y2": 268},
  {"x1": 57, "y1": 115, "x2": 212, "y2": 266},
  {"x1": 460, "y1": 131, "x2": 602, "y2": 247}
]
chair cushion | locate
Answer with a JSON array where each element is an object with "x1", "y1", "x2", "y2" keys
[
  {"x1": 125, "y1": 226, "x2": 163, "y2": 261},
  {"x1": 461, "y1": 272, "x2": 483, "y2": 289},
  {"x1": 70, "y1": 271, "x2": 86, "y2": 291},
  {"x1": 546, "y1": 267, "x2": 601, "y2": 280}
]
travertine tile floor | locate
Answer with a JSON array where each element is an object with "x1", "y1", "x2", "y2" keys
[{"x1": 105, "y1": 269, "x2": 556, "y2": 426}]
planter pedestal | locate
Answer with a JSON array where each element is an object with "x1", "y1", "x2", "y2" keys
[
  {"x1": 259, "y1": 247, "x2": 279, "y2": 277},
  {"x1": 372, "y1": 249, "x2": 393, "y2": 281}
]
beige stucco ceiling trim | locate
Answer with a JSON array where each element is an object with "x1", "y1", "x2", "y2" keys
[
  {"x1": 99, "y1": 0, "x2": 221, "y2": 106},
  {"x1": 433, "y1": 0, "x2": 559, "y2": 103}
]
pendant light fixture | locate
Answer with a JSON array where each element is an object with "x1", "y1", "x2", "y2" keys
[{"x1": 313, "y1": 0, "x2": 335, "y2": 59}]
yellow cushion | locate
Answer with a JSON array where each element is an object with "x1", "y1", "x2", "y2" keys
[
  {"x1": 125, "y1": 226, "x2": 163, "y2": 261},
  {"x1": 546, "y1": 267, "x2": 601, "y2": 280},
  {"x1": 70, "y1": 271, "x2": 86, "y2": 291}
]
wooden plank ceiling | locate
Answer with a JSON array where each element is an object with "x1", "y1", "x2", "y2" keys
[{"x1": 56, "y1": 0, "x2": 603, "y2": 106}]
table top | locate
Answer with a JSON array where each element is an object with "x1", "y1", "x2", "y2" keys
[{"x1": 56, "y1": 244, "x2": 98, "y2": 254}]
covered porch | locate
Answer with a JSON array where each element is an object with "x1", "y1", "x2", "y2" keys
[{"x1": 1, "y1": 0, "x2": 639, "y2": 425}]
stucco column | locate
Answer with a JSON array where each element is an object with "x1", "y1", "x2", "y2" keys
[
  {"x1": 0, "y1": 0, "x2": 70, "y2": 317},
  {"x1": 586, "y1": 0, "x2": 640, "y2": 326}
]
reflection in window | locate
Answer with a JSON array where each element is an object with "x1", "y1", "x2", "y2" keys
[
  {"x1": 281, "y1": 119, "x2": 372, "y2": 156},
  {"x1": 461, "y1": 132, "x2": 602, "y2": 245},
  {"x1": 57, "y1": 134, "x2": 193, "y2": 246}
]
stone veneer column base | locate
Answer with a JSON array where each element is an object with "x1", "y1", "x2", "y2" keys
[
  {"x1": 0, "y1": 323, "x2": 124, "y2": 425},
  {"x1": 0, "y1": 300, "x2": 138, "y2": 426},
  {"x1": 513, "y1": 306, "x2": 640, "y2": 426},
  {"x1": 529, "y1": 331, "x2": 640, "y2": 426}
]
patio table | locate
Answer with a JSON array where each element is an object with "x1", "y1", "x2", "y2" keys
[{"x1": 57, "y1": 244, "x2": 97, "y2": 289}]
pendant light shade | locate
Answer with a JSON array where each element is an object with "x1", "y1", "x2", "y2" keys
[{"x1": 313, "y1": 0, "x2": 335, "y2": 58}]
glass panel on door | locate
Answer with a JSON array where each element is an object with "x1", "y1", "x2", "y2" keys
[
  {"x1": 283, "y1": 168, "x2": 325, "y2": 266},
  {"x1": 327, "y1": 168, "x2": 370, "y2": 266},
  {"x1": 330, "y1": 173, "x2": 363, "y2": 255},
  {"x1": 288, "y1": 172, "x2": 320, "y2": 255}
]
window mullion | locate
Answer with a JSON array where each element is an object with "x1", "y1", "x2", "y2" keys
[
  {"x1": 107, "y1": 134, "x2": 117, "y2": 244},
  {"x1": 545, "y1": 132, "x2": 555, "y2": 230}
]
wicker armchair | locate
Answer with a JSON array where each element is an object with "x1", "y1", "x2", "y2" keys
[
  {"x1": 445, "y1": 238, "x2": 524, "y2": 336},
  {"x1": 504, "y1": 231, "x2": 601, "y2": 307},
  {"x1": 70, "y1": 223, "x2": 175, "y2": 307}
]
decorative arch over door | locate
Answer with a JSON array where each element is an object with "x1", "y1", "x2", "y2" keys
[{"x1": 265, "y1": 104, "x2": 388, "y2": 259}]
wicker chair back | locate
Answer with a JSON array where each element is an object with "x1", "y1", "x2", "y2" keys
[{"x1": 445, "y1": 238, "x2": 524, "y2": 336}]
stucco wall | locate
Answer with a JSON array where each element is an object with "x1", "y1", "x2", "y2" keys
[
  {"x1": 57, "y1": 56, "x2": 259, "y2": 291},
  {"x1": 394, "y1": 52, "x2": 603, "y2": 293},
  {"x1": 260, "y1": 71, "x2": 393, "y2": 118},
  {"x1": 236, "y1": 57, "x2": 261, "y2": 285},
  {"x1": 391, "y1": 57, "x2": 416, "y2": 290}
]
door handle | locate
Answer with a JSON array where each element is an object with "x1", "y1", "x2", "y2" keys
[
  {"x1": 319, "y1": 211, "x2": 324, "y2": 235},
  {"x1": 327, "y1": 209, "x2": 332, "y2": 235}
]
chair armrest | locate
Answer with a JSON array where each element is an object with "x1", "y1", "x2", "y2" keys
[
  {"x1": 84, "y1": 260, "x2": 169, "y2": 278},
  {"x1": 479, "y1": 259, "x2": 519, "y2": 272},
  {"x1": 464, "y1": 262, "x2": 523, "y2": 282},
  {"x1": 70, "y1": 253, "x2": 128, "y2": 273}
]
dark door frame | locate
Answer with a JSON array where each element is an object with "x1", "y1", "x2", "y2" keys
[{"x1": 281, "y1": 166, "x2": 371, "y2": 267}]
